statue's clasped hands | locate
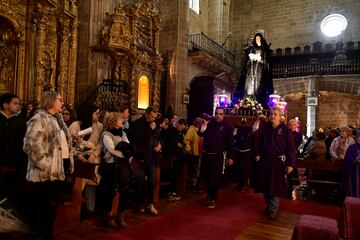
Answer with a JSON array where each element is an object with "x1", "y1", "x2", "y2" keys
[{"x1": 249, "y1": 52, "x2": 262, "y2": 62}]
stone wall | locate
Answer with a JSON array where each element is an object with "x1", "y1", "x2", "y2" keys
[
  {"x1": 76, "y1": 0, "x2": 115, "y2": 105},
  {"x1": 281, "y1": 91, "x2": 360, "y2": 135},
  {"x1": 318, "y1": 91, "x2": 360, "y2": 128},
  {"x1": 188, "y1": 0, "x2": 232, "y2": 47},
  {"x1": 188, "y1": 0, "x2": 209, "y2": 35},
  {"x1": 230, "y1": 0, "x2": 360, "y2": 51},
  {"x1": 275, "y1": 74, "x2": 360, "y2": 134},
  {"x1": 285, "y1": 93, "x2": 307, "y2": 134},
  {"x1": 159, "y1": 0, "x2": 189, "y2": 117}
]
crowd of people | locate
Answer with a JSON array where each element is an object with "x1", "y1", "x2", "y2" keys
[{"x1": 1, "y1": 91, "x2": 359, "y2": 240}]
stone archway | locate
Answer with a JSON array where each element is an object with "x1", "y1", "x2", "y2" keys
[
  {"x1": 188, "y1": 76, "x2": 215, "y2": 123},
  {"x1": 0, "y1": 16, "x2": 18, "y2": 94}
]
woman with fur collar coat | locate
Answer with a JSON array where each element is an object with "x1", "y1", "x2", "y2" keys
[{"x1": 23, "y1": 91, "x2": 73, "y2": 240}]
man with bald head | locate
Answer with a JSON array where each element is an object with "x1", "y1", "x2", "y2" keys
[{"x1": 201, "y1": 107, "x2": 234, "y2": 208}]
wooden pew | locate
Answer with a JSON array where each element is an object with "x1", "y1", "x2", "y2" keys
[
  {"x1": 54, "y1": 177, "x2": 83, "y2": 233},
  {"x1": 158, "y1": 156, "x2": 189, "y2": 197},
  {"x1": 292, "y1": 159, "x2": 344, "y2": 201},
  {"x1": 54, "y1": 161, "x2": 98, "y2": 233},
  {"x1": 294, "y1": 159, "x2": 343, "y2": 184}
]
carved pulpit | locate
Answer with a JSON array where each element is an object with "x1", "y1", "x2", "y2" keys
[{"x1": 98, "y1": 0, "x2": 162, "y2": 111}]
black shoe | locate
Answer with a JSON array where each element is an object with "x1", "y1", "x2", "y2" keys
[
  {"x1": 268, "y1": 211, "x2": 277, "y2": 220},
  {"x1": 168, "y1": 192, "x2": 182, "y2": 201},
  {"x1": 207, "y1": 200, "x2": 216, "y2": 209}
]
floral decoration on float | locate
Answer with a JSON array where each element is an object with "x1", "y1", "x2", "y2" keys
[
  {"x1": 230, "y1": 96, "x2": 263, "y2": 116},
  {"x1": 229, "y1": 92, "x2": 287, "y2": 117},
  {"x1": 232, "y1": 96, "x2": 263, "y2": 111}
]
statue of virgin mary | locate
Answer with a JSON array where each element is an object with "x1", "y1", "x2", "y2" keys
[{"x1": 234, "y1": 30, "x2": 274, "y2": 108}]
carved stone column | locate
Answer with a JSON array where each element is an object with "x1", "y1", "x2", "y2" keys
[
  {"x1": 153, "y1": 16, "x2": 161, "y2": 54},
  {"x1": 68, "y1": 18, "x2": 78, "y2": 105},
  {"x1": 152, "y1": 57, "x2": 162, "y2": 110},
  {"x1": 34, "y1": 4, "x2": 49, "y2": 102},
  {"x1": 129, "y1": 63, "x2": 137, "y2": 111},
  {"x1": 58, "y1": 15, "x2": 70, "y2": 100},
  {"x1": 306, "y1": 77, "x2": 320, "y2": 137},
  {"x1": 48, "y1": 11, "x2": 58, "y2": 92}
]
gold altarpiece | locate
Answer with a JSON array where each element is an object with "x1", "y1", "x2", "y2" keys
[
  {"x1": 97, "y1": 1, "x2": 162, "y2": 111},
  {"x1": 0, "y1": 0, "x2": 78, "y2": 105}
]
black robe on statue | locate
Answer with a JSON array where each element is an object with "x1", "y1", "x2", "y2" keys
[{"x1": 234, "y1": 33, "x2": 273, "y2": 108}]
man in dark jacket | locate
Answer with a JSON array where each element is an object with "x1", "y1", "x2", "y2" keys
[
  {"x1": 131, "y1": 106, "x2": 161, "y2": 215},
  {"x1": 162, "y1": 118, "x2": 187, "y2": 201},
  {"x1": 201, "y1": 107, "x2": 234, "y2": 208},
  {"x1": 0, "y1": 93, "x2": 27, "y2": 200}
]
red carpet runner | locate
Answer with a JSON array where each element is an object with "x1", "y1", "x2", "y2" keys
[{"x1": 102, "y1": 188, "x2": 340, "y2": 240}]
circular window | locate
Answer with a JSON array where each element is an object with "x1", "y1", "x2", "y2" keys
[{"x1": 320, "y1": 14, "x2": 348, "y2": 37}]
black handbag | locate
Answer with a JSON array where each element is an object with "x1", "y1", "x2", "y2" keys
[{"x1": 72, "y1": 160, "x2": 98, "y2": 180}]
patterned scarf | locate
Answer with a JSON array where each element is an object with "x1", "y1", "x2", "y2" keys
[
  {"x1": 336, "y1": 139, "x2": 346, "y2": 159},
  {"x1": 56, "y1": 113, "x2": 73, "y2": 152}
]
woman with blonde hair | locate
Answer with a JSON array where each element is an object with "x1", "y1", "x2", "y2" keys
[
  {"x1": 23, "y1": 90, "x2": 73, "y2": 240},
  {"x1": 330, "y1": 127, "x2": 355, "y2": 161},
  {"x1": 97, "y1": 112, "x2": 133, "y2": 227},
  {"x1": 69, "y1": 104, "x2": 103, "y2": 219}
]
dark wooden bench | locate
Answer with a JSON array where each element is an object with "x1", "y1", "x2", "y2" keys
[
  {"x1": 55, "y1": 161, "x2": 99, "y2": 233},
  {"x1": 294, "y1": 158, "x2": 343, "y2": 184},
  {"x1": 292, "y1": 159, "x2": 344, "y2": 201}
]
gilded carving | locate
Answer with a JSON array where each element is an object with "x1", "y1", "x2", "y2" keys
[
  {"x1": 98, "y1": 1, "x2": 162, "y2": 110},
  {"x1": 67, "y1": 17, "x2": 78, "y2": 105},
  {"x1": 57, "y1": 14, "x2": 71, "y2": 99},
  {"x1": 0, "y1": 17, "x2": 18, "y2": 94},
  {"x1": 34, "y1": 3, "x2": 50, "y2": 101},
  {"x1": 0, "y1": 0, "x2": 78, "y2": 104},
  {"x1": 0, "y1": 0, "x2": 27, "y2": 98}
]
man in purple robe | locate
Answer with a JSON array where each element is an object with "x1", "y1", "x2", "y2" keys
[
  {"x1": 254, "y1": 107, "x2": 296, "y2": 219},
  {"x1": 342, "y1": 132, "x2": 360, "y2": 197},
  {"x1": 201, "y1": 107, "x2": 234, "y2": 208}
]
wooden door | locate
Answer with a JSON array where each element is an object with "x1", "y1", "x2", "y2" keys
[{"x1": 188, "y1": 76, "x2": 214, "y2": 123}]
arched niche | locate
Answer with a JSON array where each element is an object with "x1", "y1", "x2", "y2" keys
[{"x1": 137, "y1": 74, "x2": 150, "y2": 109}]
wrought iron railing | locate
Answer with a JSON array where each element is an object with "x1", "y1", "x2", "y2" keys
[
  {"x1": 272, "y1": 50, "x2": 360, "y2": 78},
  {"x1": 188, "y1": 33, "x2": 235, "y2": 67},
  {"x1": 84, "y1": 79, "x2": 129, "y2": 111},
  {"x1": 273, "y1": 61, "x2": 360, "y2": 78}
]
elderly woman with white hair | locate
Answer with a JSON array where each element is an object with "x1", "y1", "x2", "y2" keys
[
  {"x1": 330, "y1": 126, "x2": 355, "y2": 161},
  {"x1": 23, "y1": 90, "x2": 73, "y2": 240}
]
